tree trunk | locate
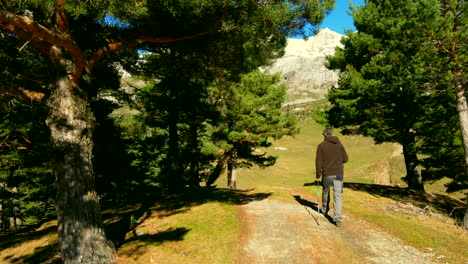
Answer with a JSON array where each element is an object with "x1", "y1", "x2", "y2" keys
[
  {"x1": 228, "y1": 166, "x2": 237, "y2": 190},
  {"x1": 454, "y1": 72, "x2": 468, "y2": 229},
  {"x1": 0, "y1": 201, "x2": 3, "y2": 231},
  {"x1": 168, "y1": 103, "x2": 183, "y2": 190},
  {"x1": 46, "y1": 50, "x2": 114, "y2": 263},
  {"x1": 188, "y1": 125, "x2": 200, "y2": 187},
  {"x1": 10, "y1": 187, "x2": 21, "y2": 228},
  {"x1": 464, "y1": 196, "x2": 468, "y2": 230},
  {"x1": 456, "y1": 75, "x2": 468, "y2": 181},
  {"x1": 401, "y1": 137, "x2": 425, "y2": 191},
  {"x1": 227, "y1": 151, "x2": 238, "y2": 190}
]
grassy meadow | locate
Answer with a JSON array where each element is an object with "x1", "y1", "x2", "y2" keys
[{"x1": 1, "y1": 116, "x2": 466, "y2": 264}]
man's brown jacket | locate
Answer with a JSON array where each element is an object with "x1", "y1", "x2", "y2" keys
[{"x1": 316, "y1": 136, "x2": 348, "y2": 178}]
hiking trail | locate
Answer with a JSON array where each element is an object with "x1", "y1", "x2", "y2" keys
[{"x1": 236, "y1": 187, "x2": 443, "y2": 264}]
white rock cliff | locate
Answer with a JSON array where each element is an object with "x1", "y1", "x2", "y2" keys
[{"x1": 265, "y1": 28, "x2": 344, "y2": 104}]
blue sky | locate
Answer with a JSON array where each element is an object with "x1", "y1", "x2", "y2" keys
[{"x1": 320, "y1": 0, "x2": 365, "y2": 35}]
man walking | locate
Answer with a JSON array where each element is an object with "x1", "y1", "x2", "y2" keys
[{"x1": 315, "y1": 129, "x2": 348, "y2": 227}]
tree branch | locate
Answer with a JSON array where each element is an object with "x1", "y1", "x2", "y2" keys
[
  {"x1": 0, "y1": 86, "x2": 46, "y2": 103},
  {"x1": 86, "y1": 2, "x2": 231, "y2": 74},
  {"x1": 0, "y1": 11, "x2": 79, "y2": 54},
  {"x1": 86, "y1": 31, "x2": 209, "y2": 75},
  {"x1": 0, "y1": 10, "x2": 85, "y2": 84},
  {"x1": 56, "y1": 0, "x2": 69, "y2": 33},
  {"x1": 1, "y1": 24, "x2": 53, "y2": 57}
]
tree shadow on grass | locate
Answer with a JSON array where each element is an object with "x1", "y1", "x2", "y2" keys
[
  {"x1": 103, "y1": 187, "x2": 271, "y2": 250},
  {"x1": 0, "y1": 187, "x2": 270, "y2": 263},
  {"x1": 344, "y1": 182, "x2": 465, "y2": 223},
  {"x1": 0, "y1": 223, "x2": 56, "y2": 251},
  {"x1": 0, "y1": 219, "x2": 60, "y2": 264},
  {"x1": 118, "y1": 227, "x2": 190, "y2": 257},
  {"x1": 2, "y1": 242, "x2": 61, "y2": 264}
]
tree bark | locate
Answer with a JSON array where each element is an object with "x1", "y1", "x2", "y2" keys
[
  {"x1": 455, "y1": 74, "x2": 468, "y2": 180},
  {"x1": 46, "y1": 48, "x2": 114, "y2": 263},
  {"x1": 454, "y1": 72, "x2": 468, "y2": 229},
  {"x1": 188, "y1": 125, "x2": 201, "y2": 187},
  {"x1": 227, "y1": 151, "x2": 238, "y2": 190},
  {"x1": 0, "y1": 201, "x2": 3, "y2": 231},
  {"x1": 168, "y1": 101, "x2": 183, "y2": 190},
  {"x1": 227, "y1": 165, "x2": 237, "y2": 190},
  {"x1": 401, "y1": 136, "x2": 425, "y2": 191},
  {"x1": 10, "y1": 187, "x2": 21, "y2": 228}
]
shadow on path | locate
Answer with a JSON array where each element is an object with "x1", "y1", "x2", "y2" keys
[
  {"x1": 293, "y1": 195, "x2": 334, "y2": 225},
  {"x1": 302, "y1": 181, "x2": 465, "y2": 224}
]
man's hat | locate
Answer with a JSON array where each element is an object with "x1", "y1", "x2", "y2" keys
[{"x1": 322, "y1": 129, "x2": 333, "y2": 136}]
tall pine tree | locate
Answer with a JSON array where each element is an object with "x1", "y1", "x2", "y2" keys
[
  {"x1": 325, "y1": 0, "x2": 447, "y2": 191},
  {"x1": 207, "y1": 71, "x2": 299, "y2": 189}
]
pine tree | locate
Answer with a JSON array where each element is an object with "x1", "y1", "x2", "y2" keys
[
  {"x1": 208, "y1": 71, "x2": 299, "y2": 189},
  {"x1": 0, "y1": 30, "x2": 54, "y2": 230},
  {"x1": 428, "y1": 0, "x2": 468, "y2": 228},
  {"x1": 325, "y1": 0, "x2": 450, "y2": 191},
  {"x1": 0, "y1": 96, "x2": 54, "y2": 230},
  {"x1": 326, "y1": 1, "x2": 467, "y2": 228}
]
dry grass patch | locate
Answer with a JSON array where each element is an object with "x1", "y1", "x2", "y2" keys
[{"x1": 344, "y1": 188, "x2": 467, "y2": 264}]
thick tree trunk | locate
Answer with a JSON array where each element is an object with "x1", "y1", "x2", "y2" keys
[
  {"x1": 454, "y1": 72, "x2": 468, "y2": 229},
  {"x1": 46, "y1": 52, "x2": 114, "y2": 263},
  {"x1": 401, "y1": 137, "x2": 425, "y2": 191}
]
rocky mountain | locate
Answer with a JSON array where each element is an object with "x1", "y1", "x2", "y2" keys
[
  {"x1": 264, "y1": 28, "x2": 344, "y2": 105},
  {"x1": 115, "y1": 28, "x2": 344, "y2": 106}
]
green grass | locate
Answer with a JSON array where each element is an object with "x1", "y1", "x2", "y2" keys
[
  {"x1": 216, "y1": 117, "x2": 397, "y2": 189},
  {"x1": 345, "y1": 189, "x2": 467, "y2": 264},
  {"x1": 116, "y1": 201, "x2": 239, "y2": 264}
]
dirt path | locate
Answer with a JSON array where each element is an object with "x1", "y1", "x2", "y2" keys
[{"x1": 237, "y1": 187, "x2": 440, "y2": 264}]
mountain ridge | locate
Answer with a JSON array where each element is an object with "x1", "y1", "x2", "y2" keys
[{"x1": 265, "y1": 28, "x2": 344, "y2": 104}]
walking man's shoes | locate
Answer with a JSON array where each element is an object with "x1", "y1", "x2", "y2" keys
[
  {"x1": 318, "y1": 208, "x2": 328, "y2": 215},
  {"x1": 335, "y1": 220, "x2": 342, "y2": 227}
]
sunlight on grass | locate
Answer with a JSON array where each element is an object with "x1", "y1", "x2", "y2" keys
[
  {"x1": 345, "y1": 190, "x2": 467, "y2": 264},
  {"x1": 0, "y1": 221, "x2": 59, "y2": 264},
  {"x1": 217, "y1": 117, "x2": 397, "y2": 189},
  {"x1": 116, "y1": 202, "x2": 239, "y2": 264}
]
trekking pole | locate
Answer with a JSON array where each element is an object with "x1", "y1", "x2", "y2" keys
[{"x1": 316, "y1": 180, "x2": 320, "y2": 225}]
